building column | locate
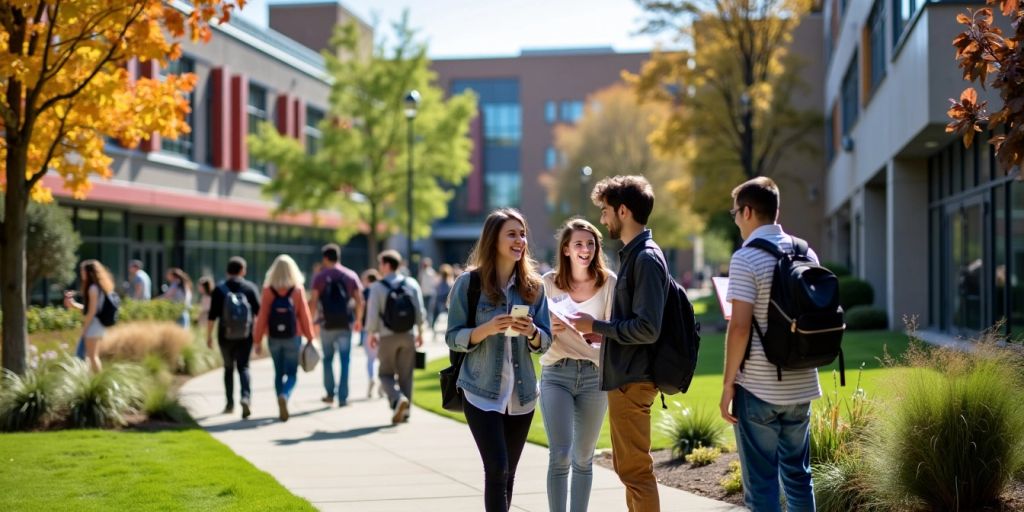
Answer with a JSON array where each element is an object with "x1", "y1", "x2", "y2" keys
[
  {"x1": 863, "y1": 179, "x2": 888, "y2": 312},
  {"x1": 210, "y1": 67, "x2": 232, "y2": 170},
  {"x1": 887, "y1": 158, "x2": 930, "y2": 329},
  {"x1": 230, "y1": 74, "x2": 249, "y2": 172},
  {"x1": 138, "y1": 60, "x2": 162, "y2": 153}
]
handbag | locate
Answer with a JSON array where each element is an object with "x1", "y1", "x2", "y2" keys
[
  {"x1": 415, "y1": 350, "x2": 427, "y2": 370},
  {"x1": 439, "y1": 271, "x2": 480, "y2": 412},
  {"x1": 300, "y1": 340, "x2": 321, "y2": 372}
]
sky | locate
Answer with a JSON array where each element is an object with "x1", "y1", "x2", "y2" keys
[{"x1": 237, "y1": 0, "x2": 669, "y2": 58}]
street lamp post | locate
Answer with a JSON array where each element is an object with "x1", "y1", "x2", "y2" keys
[
  {"x1": 404, "y1": 90, "x2": 420, "y2": 272},
  {"x1": 580, "y1": 165, "x2": 593, "y2": 214}
]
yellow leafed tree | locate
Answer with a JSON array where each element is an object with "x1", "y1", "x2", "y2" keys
[{"x1": 0, "y1": 0, "x2": 243, "y2": 374}]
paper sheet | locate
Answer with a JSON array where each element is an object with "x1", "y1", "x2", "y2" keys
[
  {"x1": 712, "y1": 277, "x2": 732, "y2": 320},
  {"x1": 548, "y1": 294, "x2": 588, "y2": 345}
]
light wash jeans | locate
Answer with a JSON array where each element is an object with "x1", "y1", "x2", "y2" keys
[
  {"x1": 321, "y1": 329, "x2": 352, "y2": 402},
  {"x1": 540, "y1": 359, "x2": 608, "y2": 512},
  {"x1": 269, "y1": 337, "x2": 301, "y2": 400},
  {"x1": 733, "y1": 384, "x2": 816, "y2": 512}
]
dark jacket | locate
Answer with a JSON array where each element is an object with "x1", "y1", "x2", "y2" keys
[
  {"x1": 207, "y1": 276, "x2": 261, "y2": 342},
  {"x1": 592, "y1": 230, "x2": 669, "y2": 390}
]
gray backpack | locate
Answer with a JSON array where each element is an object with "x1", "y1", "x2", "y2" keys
[{"x1": 219, "y1": 283, "x2": 253, "y2": 340}]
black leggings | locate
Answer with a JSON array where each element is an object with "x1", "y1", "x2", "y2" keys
[{"x1": 463, "y1": 400, "x2": 535, "y2": 512}]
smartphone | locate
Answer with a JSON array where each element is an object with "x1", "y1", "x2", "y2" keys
[{"x1": 506, "y1": 305, "x2": 531, "y2": 336}]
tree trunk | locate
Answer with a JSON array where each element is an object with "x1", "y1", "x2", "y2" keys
[
  {"x1": 2, "y1": 146, "x2": 30, "y2": 375},
  {"x1": 366, "y1": 202, "x2": 379, "y2": 269}
]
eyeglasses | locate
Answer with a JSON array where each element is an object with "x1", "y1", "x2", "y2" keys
[{"x1": 729, "y1": 206, "x2": 743, "y2": 217}]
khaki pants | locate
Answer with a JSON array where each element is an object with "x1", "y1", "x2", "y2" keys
[{"x1": 608, "y1": 381, "x2": 660, "y2": 512}]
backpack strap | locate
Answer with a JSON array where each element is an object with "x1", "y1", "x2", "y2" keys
[
  {"x1": 745, "y1": 238, "x2": 786, "y2": 258},
  {"x1": 450, "y1": 271, "x2": 481, "y2": 367},
  {"x1": 739, "y1": 238, "x2": 786, "y2": 380}
]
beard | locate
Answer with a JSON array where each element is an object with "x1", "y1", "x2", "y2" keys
[{"x1": 607, "y1": 218, "x2": 622, "y2": 240}]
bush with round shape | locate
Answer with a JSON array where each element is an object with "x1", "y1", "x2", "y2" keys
[
  {"x1": 821, "y1": 261, "x2": 851, "y2": 277},
  {"x1": 656, "y1": 401, "x2": 725, "y2": 459},
  {"x1": 0, "y1": 368, "x2": 59, "y2": 431},
  {"x1": 845, "y1": 306, "x2": 888, "y2": 331},
  {"x1": 838, "y1": 277, "x2": 874, "y2": 310},
  {"x1": 61, "y1": 360, "x2": 144, "y2": 429}
]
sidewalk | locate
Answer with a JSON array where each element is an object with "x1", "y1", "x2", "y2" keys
[{"x1": 180, "y1": 334, "x2": 743, "y2": 512}]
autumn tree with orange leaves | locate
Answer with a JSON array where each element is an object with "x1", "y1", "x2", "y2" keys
[
  {"x1": 948, "y1": 0, "x2": 1024, "y2": 173},
  {"x1": 0, "y1": 1, "x2": 243, "y2": 375}
]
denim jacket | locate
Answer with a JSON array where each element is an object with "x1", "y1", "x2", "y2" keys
[{"x1": 445, "y1": 271, "x2": 552, "y2": 403}]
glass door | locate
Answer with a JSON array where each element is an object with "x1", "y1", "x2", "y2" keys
[{"x1": 946, "y1": 198, "x2": 987, "y2": 333}]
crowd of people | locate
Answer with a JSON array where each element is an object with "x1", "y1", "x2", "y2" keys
[{"x1": 60, "y1": 174, "x2": 821, "y2": 512}]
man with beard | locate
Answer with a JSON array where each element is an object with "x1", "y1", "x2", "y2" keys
[{"x1": 571, "y1": 175, "x2": 668, "y2": 512}]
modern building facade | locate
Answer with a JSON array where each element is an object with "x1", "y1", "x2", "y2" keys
[
  {"x1": 821, "y1": 0, "x2": 1019, "y2": 336},
  {"x1": 428, "y1": 50, "x2": 649, "y2": 264},
  {"x1": 35, "y1": 3, "x2": 371, "y2": 303}
]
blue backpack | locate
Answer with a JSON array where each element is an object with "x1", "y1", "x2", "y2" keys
[{"x1": 268, "y1": 287, "x2": 297, "y2": 338}]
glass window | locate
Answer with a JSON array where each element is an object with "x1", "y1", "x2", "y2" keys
[
  {"x1": 247, "y1": 84, "x2": 269, "y2": 173},
  {"x1": 485, "y1": 172, "x2": 521, "y2": 209},
  {"x1": 979, "y1": 134, "x2": 993, "y2": 185},
  {"x1": 545, "y1": 146, "x2": 558, "y2": 170},
  {"x1": 559, "y1": 100, "x2": 584, "y2": 123},
  {"x1": 893, "y1": 0, "x2": 917, "y2": 46},
  {"x1": 1011, "y1": 183, "x2": 1024, "y2": 333},
  {"x1": 930, "y1": 207, "x2": 941, "y2": 327},
  {"x1": 545, "y1": 101, "x2": 556, "y2": 124},
  {"x1": 255, "y1": 223, "x2": 266, "y2": 245},
  {"x1": 994, "y1": 184, "x2": 1007, "y2": 330},
  {"x1": 825, "y1": 112, "x2": 834, "y2": 163},
  {"x1": 77, "y1": 208, "x2": 100, "y2": 238},
  {"x1": 867, "y1": 1, "x2": 886, "y2": 95},
  {"x1": 185, "y1": 218, "x2": 200, "y2": 241},
  {"x1": 101, "y1": 211, "x2": 123, "y2": 238},
  {"x1": 952, "y1": 144, "x2": 963, "y2": 194},
  {"x1": 841, "y1": 52, "x2": 859, "y2": 136},
  {"x1": 305, "y1": 106, "x2": 324, "y2": 155},
  {"x1": 201, "y1": 219, "x2": 215, "y2": 241},
  {"x1": 158, "y1": 57, "x2": 195, "y2": 160},
  {"x1": 481, "y1": 103, "x2": 522, "y2": 147}
]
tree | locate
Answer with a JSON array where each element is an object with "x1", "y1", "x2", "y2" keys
[
  {"x1": 0, "y1": 199, "x2": 80, "y2": 294},
  {"x1": 249, "y1": 14, "x2": 477, "y2": 267},
  {"x1": 1, "y1": 1, "x2": 241, "y2": 375},
  {"x1": 539, "y1": 84, "x2": 703, "y2": 250},
  {"x1": 627, "y1": 0, "x2": 820, "y2": 233},
  {"x1": 948, "y1": 2, "x2": 1024, "y2": 174}
]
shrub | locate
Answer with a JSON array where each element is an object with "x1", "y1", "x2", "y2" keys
[
  {"x1": 657, "y1": 401, "x2": 726, "y2": 459},
  {"x1": 142, "y1": 381, "x2": 192, "y2": 424},
  {"x1": 178, "y1": 340, "x2": 222, "y2": 376},
  {"x1": 684, "y1": 446, "x2": 721, "y2": 467},
  {"x1": 814, "y1": 455, "x2": 878, "y2": 512},
  {"x1": 100, "y1": 322, "x2": 192, "y2": 368},
  {"x1": 720, "y1": 460, "x2": 742, "y2": 495},
  {"x1": 838, "y1": 277, "x2": 874, "y2": 310},
  {"x1": 61, "y1": 360, "x2": 144, "y2": 428},
  {"x1": 822, "y1": 261, "x2": 851, "y2": 277},
  {"x1": 0, "y1": 368, "x2": 60, "y2": 431},
  {"x1": 26, "y1": 306, "x2": 81, "y2": 334},
  {"x1": 810, "y1": 368, "x2": 872, "y2": 466},
  {"x1": 845, "y1": 306, "x2": 888, "y2": 330},
  {"x1": 868, "y1": 343, "x2": 1024, "y2": 510},
  {"x1": 118, "y1": 299, "x2": 187, "y2": 323}
]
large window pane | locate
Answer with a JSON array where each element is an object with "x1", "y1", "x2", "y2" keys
[
  {"x1": 159, "y1": 57, "x2": 195, "y2": 160},
  {"x1": 994, "y1": 185, "x2": 1007, "y2": 330},
  {"x1": 306, "y1": 106, "x2": 324, "y2": 155},
  {"x1": 867, "y1": 1, "x2": 886, "y2": 94},
  {"x1": 1011, "y1": 183, "x2": 1024, "y2": 333},
  {"x1": 77, "y1": 209, "x2": 100, "y2": 238},
  {"x1": 841, "y1": 52, "x2": 859, "y2": 135},
  {"x1": 248, "y1": 84, "x2": 269, "y2": 173},
  {"x1": 486, "y1": 172, "x2": 520, "y2": 209}
]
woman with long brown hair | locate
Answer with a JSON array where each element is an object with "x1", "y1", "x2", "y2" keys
[
  {"x1": 159, "y1": 267, "x2": 193, "y2": 327},
  {"x1": 541, "y1": 218, "x2": 616, "y2": 512},
  {"x1": 64, "y1": 259, "x2": 116, "y2": 372},
  {"x1": 445, "y1": 208, "x2": 552, "y2": 512}
]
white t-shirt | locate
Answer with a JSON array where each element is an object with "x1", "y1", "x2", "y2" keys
[{"x1": 540, "y1": 271, "x2": 615, "y2": 367}]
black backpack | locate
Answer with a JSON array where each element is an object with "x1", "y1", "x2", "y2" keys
[
  {"x1": 320, "y1": 275, "x2": 352, "y2": 330},
  {"x1": 380, "y1": 278, "x2": 417, "y2": 333},
  {"x1": 626, "y1": 240, "x2": 702, "y2": 408},
  {"x1": 439, "y1": 271, "x2": 481, "y2": 412},
  {"x1": 96, "y1": 291, "x2": 120, "y2": 327},
  {"x1": 268, "y1": 287, "x2": 297, "y2": 339},
  {"x1": 219, "y1": 283, "x2": 253, "y2": 340},
  {"x1": 745, "y1": 237, "x2": 847, "y2": 385}
]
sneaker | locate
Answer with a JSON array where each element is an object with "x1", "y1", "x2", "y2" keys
[
  {"x1": 222, "y1": 404, "x2": 234, "y2": 414},
  {"x1": 241, "y1": 403, "x2": 251, "y2": 420},
  {"x1": 277, "y1": 395, "x2": 289, "y2": 422},
  {"x1": 338, "y1": 399, "x2": 348, "y2": 407},
  {"x1": 321, "y1": 395, "x2": 335, "y2": 404},
  {"x1": 392, "y1": 397, "x2": 409, "y2": 425},
  {"x1": 366, "y1": 381, "x2": 374, "y2": 399}
]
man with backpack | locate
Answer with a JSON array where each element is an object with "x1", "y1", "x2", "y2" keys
[
  {"x1": 309, "y1": 243, "x2": 364, "y2": 407},
  {"x1": 720, "y1": 177, "x2": 834, "y2": 512},
  {"x1": 206, "y1": 256, "x2": 261, "y2": 419},
  {"x1": 365, "y1": 249, "x2": 427, "y2": 425},
  {"x1": 571, "y1": 175, "x2": 669, "y2": 512}
]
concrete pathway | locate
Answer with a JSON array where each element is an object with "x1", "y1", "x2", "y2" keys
[{"x1": 180, "y1": 332, "x2": 743, "y2": 512}]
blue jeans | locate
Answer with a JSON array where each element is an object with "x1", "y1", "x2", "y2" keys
[
  {"x1": 733, "y1": 385, "x2": 815, "y2": 512},
  {"x1": 269, "y1": 337, "x2": 301, "y2": 400},
  {"x1": 321, "y1": 329, "x2": 352, "y2": 401},
  {"x1": 540, "y1": 359, "x2": 608, "y2": 512}
]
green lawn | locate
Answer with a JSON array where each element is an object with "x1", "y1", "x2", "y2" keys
[
  {"x1": 0, "y1": 429, "x2": 315, "y2": 511},
  {"x1": 413, "y1": 330, "x2": 912, "y2": 450}
]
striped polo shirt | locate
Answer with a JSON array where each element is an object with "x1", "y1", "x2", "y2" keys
[{"x1": 726, "y1": 224, "x2": 822, "y2": 405}]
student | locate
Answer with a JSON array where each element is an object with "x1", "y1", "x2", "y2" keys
[
  {"x1": 433, "y1": 264, "x2": 455, "y2": 330},
  {"x1": 252, "y1": 254, "x2": 316, "y2": 422},
  {"x1": 64, "y1": 260, "x2": 116, "y2": 373},
  {"x1": 309, "y1": 243, "x2": 364, "y2": 407},
  {"x1": 720, "y1": 177, "x2": 821, "y2": 512},
  {"x1": 360, "y1": 269, "x2": 382, "y2": 398},
  {"x1": 196, "y1": 276, "x2": 214, "y2": 331},
  {"x1": 365, "y1": 250, "x2": 428, "y2": 424},
  {"x1": 206, "y1": 256, "x2": 261, "y2": 419},
  {"x1": 127, "y1": 259, "x2": 152, "y2": 301},
  {"x1": 159, "y1": 267, "x2": 193, "y2": 328},
  {"x1": 571, "y1": 175, "x2": 668, "y2": 512},
  {"x1": 445, "y1": 208, "x2": 552, "y2": 512},
  {"x1": 541, "y1": 218, "x2": 615, "y2": 512}
]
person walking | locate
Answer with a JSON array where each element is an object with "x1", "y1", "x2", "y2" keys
[
  {"x1": 432, "y1": 264, "x2": 455, "y2": 331},
  {"x1": 252, "y1": 254, "x2": 316, "y2": 422},
  {"x1": 360, "y1": 268, "x2": 382, "y2": 398},
  {"x1": 365, "y1": 250, "x2": 428, "y2": 424},
  {"x1": 159, "y1": 267, "x2": 193, "y2": 328},
  {"x1": 445, "y1": 208, "x2": 552, "y2": 512},
  {"x1": 127, "y1": 259, "x2": 152, "y2": 301},
  {"x1": 309, "y1": 243, "x2": 364, "y2": 407},
  {"x1": 196, "y1": 276, "x2": 214, "y2": 331},
  {"x1": 572, "y1": 175, "x2": 668, "y2": 512},
  {"x1": 206, "y1": 256, "x2": 261, "y2": 419},
  {"x1": 64, "y1": 260, "x2": 117, "y2": 372},
  {"x1": 419, "y1": 257, "x2": 440, "y2": 327},
  {"x1": 541, "y1": 218, "x2": 616, "y2": 512},
  {"x1": 720, "y1": 177, "x2": 822, "y2": 512}
]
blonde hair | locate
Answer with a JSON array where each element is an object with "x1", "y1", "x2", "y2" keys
[{"x1": 264, "y1": 254, "x2": 305, "y2": 290}]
